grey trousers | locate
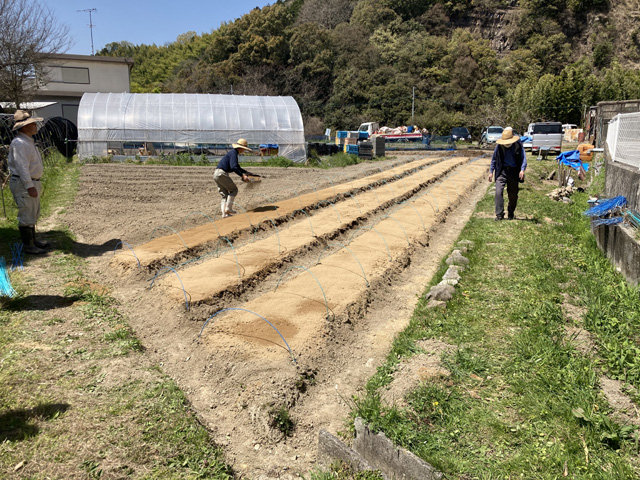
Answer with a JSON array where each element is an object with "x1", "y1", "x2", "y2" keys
[
  {"x1": 213, "y1": 169, "x2": 238, "y2": 200},
  {"x1": 495, "y1": 168, "x2": 519, "y2": 218},
  {"x1": 9, "y1": 177, "x2": 41, "y2": 227}
]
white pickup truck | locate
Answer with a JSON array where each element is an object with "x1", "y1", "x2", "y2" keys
[
  {"x1": 531, "y1": 122, "x2": 563, "y2": 159},
  {"x1": 358, "y1": 122, "x2": 424, "y2": 142}
]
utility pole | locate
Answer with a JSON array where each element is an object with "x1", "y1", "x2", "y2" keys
[
  {"x1": 412, "y1": 87, "x2": 415, "y2": 124},
  {"x1": 77, "y1": 8, "x2": 97, "y2": 55}
]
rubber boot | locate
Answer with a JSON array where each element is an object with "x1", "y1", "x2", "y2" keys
[
  {"x1": 31, "y1": 227, "x2": 50, "y2": 249},
  {"x1": 19, "y1": 226, "x2": 45, "y2": 255},
  {"x1": 225, "y1": 195, "x2": 237, "y2": 215},
  {"x1": 221, "y1": 198, "x2": 233, "y2": 218}
]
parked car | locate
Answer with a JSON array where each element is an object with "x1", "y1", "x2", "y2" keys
[
  {"x1": 562, "y1": 123, "x2": 578, "y2": 132},
  {"x1": 480, "y1": 126, "x2": 503, "y2": 145},
  {"x1": 531, "y1": 121, "x2": 563, "y2": 158},
  {"x1": 450, "y1": 127, "x2": 472, "y2": 142}
]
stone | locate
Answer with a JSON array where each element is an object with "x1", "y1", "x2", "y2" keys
[
  {"x1": 447, "y1": 264, "x2": 466, "y2": 273},
  {"x1": 443, "y1": 266, "x2": 461, "y2": 282},
  {"x1": 446, "y1": 253, "x2": 470, "y2": 266},
  {"x1": 457, "y1": 240, "x2": 474, "y2": 252},
  {"x1": 424, "y1": 284, "x2": 455, "y2": 302},
  {"x1": 439, "y1": 279, "x2": 459, "y2": 286},
  {"x1": 426, "y1": 300, "x2": 447, "y2": 309}
]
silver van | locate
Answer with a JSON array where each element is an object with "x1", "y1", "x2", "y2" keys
[{"x1": 531, "y1": 122, "x2": 563, "y2": 158}]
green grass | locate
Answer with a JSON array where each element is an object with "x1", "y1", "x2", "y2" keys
[
  {"x1": 0, "y1": 157, "x2": 233, "y2": 478},
  {"x1": 305, "y1": 463, "x2": 384, "y2": 480},
  {"x1": 349, "y1": 159, "x2": 640, "y2": 478},
  {"x1": 0, "y1": 151, "x2": 80, "y2": 258}
]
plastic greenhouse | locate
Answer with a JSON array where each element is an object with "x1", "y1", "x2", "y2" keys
[{"x1": 77, "y1": 93, "x2": 306, "y2": 162}]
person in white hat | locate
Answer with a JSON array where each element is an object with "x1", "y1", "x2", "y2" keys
[
  {"x1": 213, "y1": 138, "x2": 257, "y2": 218},
  {"x1": 8, "y1": 110, "x2": 50, "y2": 254},
  {"x1": 488, "y1": 127, "x2": 527, "y2": 221}
]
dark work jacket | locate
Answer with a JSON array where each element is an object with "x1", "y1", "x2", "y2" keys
[
  {"x1": 489, "y1": 141, "x2": 526, "y2": 180},
  {"x1": 216, "y1": 148, "x2": 252, "y2": 177}
]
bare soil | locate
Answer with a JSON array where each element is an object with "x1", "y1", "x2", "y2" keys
[{"x1": 61, "y1": 152, "x2": 491, "y2": 479}]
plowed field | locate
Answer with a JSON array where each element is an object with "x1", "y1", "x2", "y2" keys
[{"x1": 64, "y1": 152, "x2": 491, "y2": 479}]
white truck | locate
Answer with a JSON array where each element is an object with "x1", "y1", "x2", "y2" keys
[
  {"x1": 358, "y1": 122, "x2": 424, "y2": 142},
  {"x1": 531, "y1": 122, "x2": 563, "y2": 159}
]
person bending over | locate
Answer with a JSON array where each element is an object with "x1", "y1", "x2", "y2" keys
[{"x1": 213, "y1": 138, "x2": 256, "y2": 218}]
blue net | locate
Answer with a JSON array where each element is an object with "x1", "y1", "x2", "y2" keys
[
  {"x1": 626, "y1": 210, "x2": 640, "y2": 229},
  {"x1": 10, "y1": 242, "x2": 24, "y2": 271},
  {"x1": 0, "y1": 257, "x2": 16, "y2": 298}
]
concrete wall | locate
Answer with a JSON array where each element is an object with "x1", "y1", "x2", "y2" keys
[
  {"x1": 605, "y1": 150, "x2": 640, "y2": 211},
  {"x1": 318, "y1": 418, "x2": 443, "y2": 479},
  {"x1": 595, "y1": 147, "x2": 640, "y2": 286},
  {"x1": 595, "y1": 223, "x2": 640, "y2": 286}
]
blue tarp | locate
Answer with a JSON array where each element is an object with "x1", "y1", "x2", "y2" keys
[
  {"x1": 583, "y1": 196, "x2": 627, "y2": 217},
  {"x1": 556, "y1": 150, "x2": 589, "y2": 172},
  {"x1": 520, "y1": 135, "x2": 532, "y2": 143}
]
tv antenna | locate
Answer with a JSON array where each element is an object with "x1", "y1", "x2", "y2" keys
[{"x1": 77, "y1": 8, "x2": 97, "y2": 55}]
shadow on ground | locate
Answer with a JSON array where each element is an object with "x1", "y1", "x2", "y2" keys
[
  {"x1": 1, "y1": 294, "x2": 82, "y2": 311},
  {"x1": 0, "y1": 227, "x2": 120, "y2": 261},
  {"x1": 0, "y1": 403, "x2": 70, "y2": 442}
]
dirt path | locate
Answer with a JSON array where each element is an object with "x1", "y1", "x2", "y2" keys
[{"x1": 62, "y1": 153, "x2": 490, "y2": 479}]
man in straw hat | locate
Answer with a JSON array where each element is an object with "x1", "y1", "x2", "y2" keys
[
  {"x1": 213, "y1": 138, "x2": 257, "y2": 218},
  {"x1": 8, "y1": 110, "x2": 50, "y2": 254},
  {"x1": 488, "y1": 127, "x2": 527, "y2": 221}
]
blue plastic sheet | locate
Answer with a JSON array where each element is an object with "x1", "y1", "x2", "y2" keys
[
  {"x1": 584, "y1": 196, "x2": 627, "y2": 217},
  {"x1": 556, "y1": 150, "x2": 589, "y2": 172},
  {"x1": 592, "y1": 217, "x2": 624, "y2": 227},
  {"x1": 520, "y1": 135, "x2": 532, "y2": 143}
]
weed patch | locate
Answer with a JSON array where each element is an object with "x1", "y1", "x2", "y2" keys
[{"x1": 350, "y1": 160, "x2": 640, "y2": 478}]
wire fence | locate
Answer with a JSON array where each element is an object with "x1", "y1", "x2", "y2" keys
[{"x1": 606, "y1": 112, "x2": 640, "y2": 169}]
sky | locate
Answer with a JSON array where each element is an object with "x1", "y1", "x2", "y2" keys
[{"x1": 41, "y1": 0, "x2": 274, "y2": 55}]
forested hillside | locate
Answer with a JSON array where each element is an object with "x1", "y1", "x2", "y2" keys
[{"x1": 97, "y1": 0, "x2": 640, "y2": 135}]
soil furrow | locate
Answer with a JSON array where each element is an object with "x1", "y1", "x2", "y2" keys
[{"x1": 63, "y1": 152, "x2": 490, "y2": 479}]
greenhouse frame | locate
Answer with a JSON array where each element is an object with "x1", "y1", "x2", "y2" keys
[{"x1": 77, "y1": 93, "x2": 306, "y2": 162}]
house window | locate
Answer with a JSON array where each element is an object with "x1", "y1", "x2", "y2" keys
[{"x1": 47, "y1": 66, "x2": 90, "y2": 84}]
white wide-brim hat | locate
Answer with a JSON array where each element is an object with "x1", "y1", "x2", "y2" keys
[{"x1": 12, "y1": 110, "x2": 43, "y2": 131}]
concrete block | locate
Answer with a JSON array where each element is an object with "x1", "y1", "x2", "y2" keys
[
  {"x1": 425, "y1": 285, "x2": 455, "y2": 302},
  {"x1": 352, "y1": 418, "x2": 443, "y2": 480},
  {"x1": 595, "y1": 223, "x2": 640, "y2": 286},
  {"x1": 317, "y1": 429, "x2": 379, "y2": 473}
]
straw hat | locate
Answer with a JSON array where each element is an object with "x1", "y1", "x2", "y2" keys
[
  {"x1": 232, "y1": 138, "x2": 253, "y2": 152},
  {"x1": 12, "y1": 110, "x2": 43, "y2": 131},
  {"x1": 496, "y1": 127, "x2": 519, "y2": 146}
]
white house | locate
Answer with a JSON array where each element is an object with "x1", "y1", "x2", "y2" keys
[{"x1": 31, "y1": 53, "x2": 133, "y2": 126}]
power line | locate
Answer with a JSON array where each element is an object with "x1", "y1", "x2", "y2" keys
[{"x1": 77, "y1": 8, "x2": 97, "y2": 56}]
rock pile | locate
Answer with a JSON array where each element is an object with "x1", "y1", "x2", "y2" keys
[
  {"x1": 424, "y1": 240, "x2": 473, "y2": 309},
  {"x1": 547, "y1": 186, "x2": 574, "y2": 203}
]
